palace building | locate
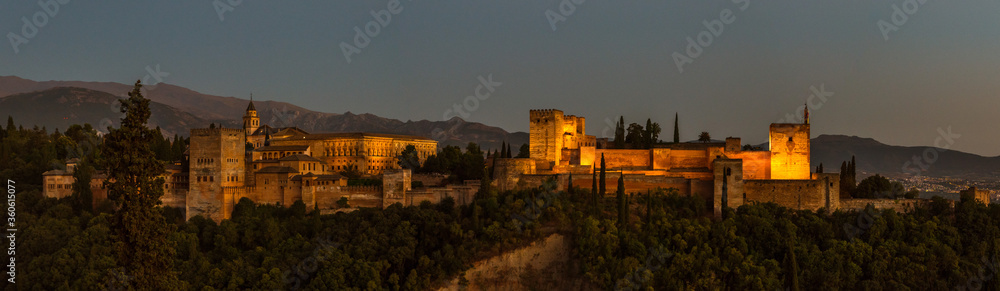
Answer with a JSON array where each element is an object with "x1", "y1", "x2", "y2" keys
[{"x1": 45, "y1": 100, "x2": 453, "y2": 222}]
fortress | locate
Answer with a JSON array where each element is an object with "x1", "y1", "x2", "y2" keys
[
  {"x1": 43, "y1": 102, "x2": 981, "y2": 221},
  {"x1": 495, "y1": 108, "x2": 954, "y2": 217}
]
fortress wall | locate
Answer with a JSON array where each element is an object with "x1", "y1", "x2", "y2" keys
[
  {"x1": 732, "y1": 151, "x2": 771, "y2": 180},
  {"x1": 595, "y1": 149, "x2": 651, "y2": 169},
  {"x1": 839, "y1": 199, "x2": 933, "y2": 212},
  {"x1": 564, "y1": 171, "x2": 706, "y2": 197},
  {"x1": 744, "y1": 179, "x2": 834, "y2": 211},
  {"x1": 651, "y1": 148, "x2": 672, "y2": 170},
  {"x1": 413, "y1": 173, "x2": 446, "y2": 187},
  {"x1": 494, "y1": 159, "x2": 536, "y2": 191},
  {"x1": 669, "y1": 149, "x2": 709, "y2": 169}
]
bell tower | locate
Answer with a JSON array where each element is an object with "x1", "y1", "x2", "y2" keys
[{"x1": 243, "y1": 94, "x2": 260, "y2": 136}]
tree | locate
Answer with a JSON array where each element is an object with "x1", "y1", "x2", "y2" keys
[
  {"x1": 816, "y1": 163, "x2": 823, "y2": 173},
  {"x1": 516, "y1": 144, "x2": 529, "y2": 158},
  {"x1": 592, "y1": 164, "x2": 598, "y2": 215},
  {"x1": 855, "y1": 174, "x2": 903, "y2": 199},
  {"x1": 71, "y1": 158, "x2": 95, "y2": 213},
  {"x1": 599, "y1": 154, "x2": 606, "y2": 198},
  {"x1": 336, "y1": 196, "x2": 350, "y2": 208},
  {"x1": 567, "y1": 172, "x2": 574, "y2": 195},
  {"x1": 625, "y1": 123, "x2": 643, "y2": 148},
  {"x1": 645, "y1": 120, "x2": 661, "y2": 148},
  {"x1": 397, "y1": 145, "x2": 420, "y2": 169},
  {"x1": 614, "y1": 116, "x2": 625, "y2": 148},
  {"x1": 698, "y1": 132, "x2": 711, "y2": 143},
  {"x1": 500, "y1": 142, "x2": 506, "y2": 159},
  {"x1": 101, "y1": 80, "x2": 181, "y2": 288},
  {"x1": 673, "y1": 113, "x2": 680, "y2": 143}
]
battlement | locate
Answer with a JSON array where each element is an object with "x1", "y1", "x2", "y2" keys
[
  {"x1": 191, "y1": 128, "x2": 246, "y2": 136},
  {"x1": 529, "y1": 109, "x2": 564, "y2": 119}
]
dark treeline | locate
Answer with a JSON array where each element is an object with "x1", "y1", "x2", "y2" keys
[
  {"x1": 13, "y1": 183, "x2": 564, "y2": 289},
  {"x1": 0, "y1": 117, "x2": 185, "y2": 190},
  {"x1": 569, "y1": 187, "x2": 1000, "y2": 290}
]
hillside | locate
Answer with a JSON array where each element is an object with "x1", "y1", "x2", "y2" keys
[{"x1": 811, "y1": 134, "x2": 1000, "y2": 179}]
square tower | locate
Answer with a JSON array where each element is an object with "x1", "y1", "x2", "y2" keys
[
  {"x1": 187, "y1": 128, "x2": 247, "y2": 221},
  {"x1": 529, "y1": 109, "x2": 565, "y2": 169},
  {"x1": 769, "y1": 123, "x2": 810, "y2": 179}
]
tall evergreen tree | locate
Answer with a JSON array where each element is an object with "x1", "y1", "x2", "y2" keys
[
  {"x1": 567, "y1": 172, "x2": 574, "y2": 195},
  {"x1": 5, "y1": 116, "x2": 14, "y2": 133},
  {"x1": 592, "y1": 164, "x2": 598, "y2": 215},
  {"x1": 71, "y1": 158, "x2": 94, "y2": 213},
  {"x1": 644, "y1": 119, "x2": 653, "y2": 147},
  {"x1": 673, "y1": 113, "x2": 680, "y2": 143},
  {"x1": 615, "y1": 116, "x2": 625, "y2": 148},
  {"x1": 102, "y1": 81, "x2": 181, "y2": 289},
  {"x1": 599, "y1": 154, "x2": 606, "y2": 197},
  {"x1": 506, "y1": 143, "x2": 512, "y2": 159}
]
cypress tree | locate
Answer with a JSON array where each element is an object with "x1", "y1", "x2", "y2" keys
[
  {"x1": 5, "y1": 116, "x2": 13, "y2": 133},
  {"x1": 592, "y1": 164, "x2": 598, "y2": 215},
  {"x1": 102, "y1": 81, "x2": 181, "y2": 288},
  {"x1": 615, "y1": 116, "x2": 625, "y2": 148},
  {"x1": 673, "y1": 113, "x2": 680, "y2": 143},
  {"x1": 567, "y1": 172, "x2": 573, "y2": 195},
  {"x1": 645, "y1": 118, "x2": 653, "y2": 148},
  {"x1": 71, "y1": 158, "x2": 94, "y2": 213},
  {"x1": 506, "y1": 143, "x2": 512, "y2": 158},
  {"x1": 599, "y1": 154, "x2": 606, "y2": 197}
]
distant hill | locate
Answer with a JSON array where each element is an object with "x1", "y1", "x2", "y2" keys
[
  {"x1": 0, "y1": 76, "x2": 528, "y2": 150},
  {"x1": 0, "y1": 87, "x2": 207, "y2": 138},
  {"x1": 810, "y1": 134, "x2": 1000, "y2": 179}
]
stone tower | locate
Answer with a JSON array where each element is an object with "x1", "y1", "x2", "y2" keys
[
  {"x1": 187, "y1": 128, "x2": 247, "y2": 221},
  {"x1": 769, "y1": 122, "x2": 810, "y2": 180},
  {"x1": 529, "y1": 109, "x2": 564, "y2": 170},
  {"x1": 243, "y1": 97, "x2": 260, "y2": 136}
]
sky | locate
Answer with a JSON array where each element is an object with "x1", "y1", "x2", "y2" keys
[{"x1": 1, "y1": 0, "x2": 998, "y2": 156}]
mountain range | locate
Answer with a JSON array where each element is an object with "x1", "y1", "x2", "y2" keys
[
  {"x1": 1, "y1": 76, "x2": 996, "y2": 179},
  {"x1": 0, "y1": 76, "x2": 528, "y2": 150}
]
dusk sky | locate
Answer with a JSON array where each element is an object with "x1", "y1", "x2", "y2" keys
[{"x1": 1, "y1": 1, "x2": 998, "y2": 156}]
